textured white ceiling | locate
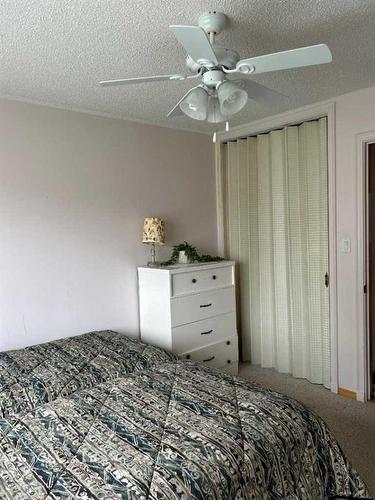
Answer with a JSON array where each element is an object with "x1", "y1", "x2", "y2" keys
[{"x1": 2, "y1": 0, "x2": 375, "y2": 133}]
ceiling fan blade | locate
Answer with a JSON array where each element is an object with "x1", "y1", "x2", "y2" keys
[
  {"x1": 167, "y1": 87, "x2": 198, "y2": 118},
  {"x1": 100, "y1": 74, "x2": 186, "y2": 87},
  {"x1": 169, "y1": 25, "x2": 218, "y2": 65},
  {"x1": 236, "y1": 79, "x2": 288, "y2": 105},
  {"x1": 235, "y1": 44, "x2": 332, "y2": 74}
]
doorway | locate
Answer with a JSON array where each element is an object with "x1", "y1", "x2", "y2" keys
[{"x1": 367, "y1": 143, "x2": 375, "y2": 401}]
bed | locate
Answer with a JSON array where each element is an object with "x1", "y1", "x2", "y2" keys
[{"x1": 0, "y1": 331, "x2": 370, "y2": 499}]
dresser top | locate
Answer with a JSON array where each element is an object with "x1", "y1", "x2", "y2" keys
[{"x1": 138, "y1": 260, "x2": 235, "y2": 274}]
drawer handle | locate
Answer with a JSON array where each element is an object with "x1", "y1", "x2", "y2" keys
[
  {"x1": 201, "y1": 329, "x2": 213, "y2": 335},
  {"x1": 192, "y1": 278, "x2": 197, "y2": 283},
  {"x1": 227, "y1": 360, "x2": 231, "y2": 364},
  {"x1": 200, "y1": 303, "x2": 212, "y2": 308},
  {"x1": 203, "y1": 356, "x2": 215, "y2": 362},
  {"x1": 212, "y1": 275, "x2": 217, "y2": 280}
]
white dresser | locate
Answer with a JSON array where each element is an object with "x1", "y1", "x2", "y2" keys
[{"x1": 138, "y1": 261, "x2": 238, "y2": 375}]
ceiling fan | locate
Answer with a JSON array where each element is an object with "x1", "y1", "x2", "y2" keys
[{"x1": 100, "y1": 11, "x2": 332, "y2": 129}]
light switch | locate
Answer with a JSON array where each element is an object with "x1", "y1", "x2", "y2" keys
[{"x1": 341, "y1": 238, "x2": 351, "y2": 253}]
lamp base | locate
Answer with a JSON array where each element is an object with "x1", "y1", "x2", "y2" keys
[
  {"x1": 146, "y1": 243, "x2": 158, "y2": 267},
  {"x1": 147, "y1": 261, "x2": 162, "y2": 268}
]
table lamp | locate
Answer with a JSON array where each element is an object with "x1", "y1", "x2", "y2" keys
[{"x1": 142, "y1": 217, "x2": 165, "y2": 266}]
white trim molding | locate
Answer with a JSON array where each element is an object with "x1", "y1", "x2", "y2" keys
[
  {"x1": 355, "y1": 130, "x2": 375, "y2": 402},
  {"x1": 215, "y1": 142, "x2": 225, "y2": 257},
  {"x1": 0, "y1": 93, "x2": 211, "y2": 136},
  {"x1": 215, "y1": 100, "x2": 338, "y2": 394}
]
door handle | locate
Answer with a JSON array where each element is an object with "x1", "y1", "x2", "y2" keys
[
  {"x1": 200, "y1": 303, "x2": 212, "y2": 308},
  {"x1": 325, "y1": 272, "x2": 329, "y2": 288}
]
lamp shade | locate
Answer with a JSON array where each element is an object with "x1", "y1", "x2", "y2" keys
[
  {"x1": 207, "y1": 96, "x2": 226, "y2": 123},
  {"x1": 142, "y1": 217, "x2": 165, "y2": 245},
  {"x1": 179, "y1": 86, "x2": 208, "y2": 121},
  {"x1": 217, "y1": 81, "x2": 248, "y2": 116}
]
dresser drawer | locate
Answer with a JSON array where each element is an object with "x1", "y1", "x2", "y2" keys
[
  {"x1": 171, "y1": 265, "x2": 233, "y2": 297},
  {"x1": 171, "y1": 287, "x2": 235, "y2": 327},
  {"x1": 181, "y1": 338, "x2": 238, "y2": 369},
  {"x1": 172, "y1": 312, "x2": 236, "y2": 354}
]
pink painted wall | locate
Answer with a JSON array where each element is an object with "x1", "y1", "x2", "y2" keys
[{"x1": 0, "y1": 99, "x2": 216, "y2": 351}]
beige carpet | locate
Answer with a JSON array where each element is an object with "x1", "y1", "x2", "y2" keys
[{"x1": 239, "y1": 363, "x2": 375, "y2": 497}]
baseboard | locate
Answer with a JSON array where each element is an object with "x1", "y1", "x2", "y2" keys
[
  {"x1": 338, "y1": 387, "x2": 357, "y2": 400},
  {"x1": 356, "y1": 390, "x2": 366, "y2": 402},
  {"x1": 331, "y1": 382, "x2": 338, "y2": 394}
]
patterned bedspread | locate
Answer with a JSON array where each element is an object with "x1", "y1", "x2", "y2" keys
[
  {"x1": 0, "y1": 332, "x2": 370, "y2": 499},
  {"x1": 0, "y1": 331, "x2": 176, "y2": 418}
]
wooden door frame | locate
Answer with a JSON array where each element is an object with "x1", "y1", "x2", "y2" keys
[
  {"x1": 356, "y1": 132, "x2": 375, "y2": 402},
  {"x1": 215, "y1": 101, "x2": 338, "y2": 394}
]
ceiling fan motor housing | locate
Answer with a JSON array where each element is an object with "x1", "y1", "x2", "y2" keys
[
  {"x1": 202, "y1": 69, "x2": 225, "y2": 88},
  {"x1": 186, "y1": 47, "x2": 240, "y2": 73}
]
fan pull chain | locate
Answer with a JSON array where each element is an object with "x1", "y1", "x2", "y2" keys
[{"x1": 213, "y1": 122, "x2": 229, "y2": 143}]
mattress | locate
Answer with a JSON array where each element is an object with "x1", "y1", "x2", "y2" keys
[{"x1": 0, "y1": 331, "x2": 370, "y2": 499}]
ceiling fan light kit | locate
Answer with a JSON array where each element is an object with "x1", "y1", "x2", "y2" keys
[
  {"x1": 179, "y1": 86, "x2": 208, "y2": 120},
  {"x1": 217, "y1": 80, "x2": 248, "y2": 116},
  {"x1": 207, "y1": 96, "x2": 226, "y2": 124},
  {"x1": 100, "y1": 10, "x2": 332, "y2": 133},
  {"x1": 177, "y1": 69, "x2": 247, "y2": 122}
]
